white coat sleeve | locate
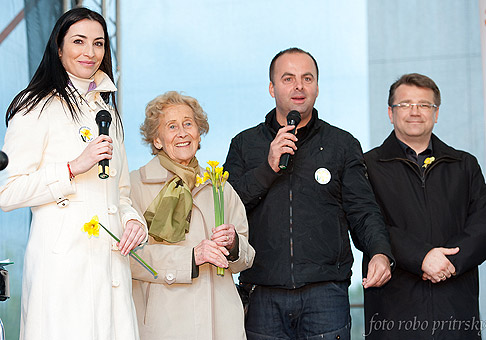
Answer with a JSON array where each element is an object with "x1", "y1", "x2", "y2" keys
[{"x1": 0, "y1": 109, "x2": 75, "y2": 211}]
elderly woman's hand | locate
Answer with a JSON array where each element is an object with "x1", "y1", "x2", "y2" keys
[
  {"x1": 194, "y1": 240, "x2": 229, "y2": 268},
  {"x1": 118, "y1": 219, "x2": 146, "y2": 256},
  {"x1": 69, "y1": 135, "x2": 113, "y2": 176},
  {"x1": 211, "y1": 224, "x2": 237, "y2": 250}
]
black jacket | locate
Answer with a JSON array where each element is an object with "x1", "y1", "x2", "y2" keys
[
  {"x1": 224, "y1": 109, "x2": 393, "y2": 288},
  {"x1": 363, "y1": 131, "x2": 486, "y2": 339}
]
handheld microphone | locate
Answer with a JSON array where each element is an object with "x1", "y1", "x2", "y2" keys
[
  {"x1": 278, "y1": 110, "x2": 301, "y2": 170},
  {"x1": 0, "y1": 151, "x2": 8, "y2": 171},
  {"x1": 95, "y1": 110, "x2": 112, "y2": 179}
]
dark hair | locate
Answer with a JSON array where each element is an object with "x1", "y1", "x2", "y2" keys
[
  {"x1": 5, "y1": 7, "x2": 122, "y2": 131},
  {"x1": 269, "y1": 47, "x2": 319, "y2": 83},
  {"x1": 388, "y1": 73, "x2": 441, "y2": 107}
]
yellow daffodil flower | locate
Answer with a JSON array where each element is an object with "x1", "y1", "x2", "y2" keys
[
  {"x1": 196, "y1": 172, "x2": 211, "y2": 187},
  {"x1": 203, "y1": 161, "x2": 231, "y2": 276},
  {"x1": 215, "y1": 167, "x2": 224, "y2": 180},
  {"x1": 204, "y1": 172, "x2": 211, "y2": 182},
  {"x1": 422, "y1": 156, "x2": 436, "y2": 168},
  {"x1": 207, "y1": 160, "x2": 219, "y2": 169},
  {"x1": 82, "y1": 215, "x2": 158, "y2": 278},
  {"x1": 82, "y1": 215, "x2": 100, "y2": 238},
  {"x1": 221, "y1": 171, "x2": 229, "y2": 185},
  {"x1": 196, "y1": 174, "x2": 204, "y2": 187}
]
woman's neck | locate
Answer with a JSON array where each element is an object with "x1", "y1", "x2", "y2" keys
[{"x1": 67, "y1": 72, "x2": 96, "y2": 95}]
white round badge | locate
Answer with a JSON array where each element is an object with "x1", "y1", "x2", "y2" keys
[{"x1": 315, "y1": 168, "x2": 331, "y2": 185}]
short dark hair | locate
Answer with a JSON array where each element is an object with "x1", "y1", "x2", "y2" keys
[
  {"x1": 388, "y1": 73, "x2": 441, "y2": 107},
  {"x1": 269, "y1": 47, "x2": 319, "y2": 83},
  {"x1": 6, "y1": 7, "x2": 121, "y2": 131}
]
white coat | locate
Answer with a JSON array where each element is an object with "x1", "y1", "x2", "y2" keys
[
  {"x1": 0, "y1": 71, "x2": 144, "y2": 340},
  {"x1": 129, "y1": 157, "x2": 255, "y2": 340}
]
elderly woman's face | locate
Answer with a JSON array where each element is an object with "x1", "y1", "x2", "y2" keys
[
  {"x1": 154, "y1": 104, "x2": 201, "y2": 165},
  {"x1": 59, "y1": 19, "x2": 105, "y2": 79}
]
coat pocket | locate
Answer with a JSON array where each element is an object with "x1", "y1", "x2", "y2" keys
[
  {"x1": 143, "y1": 282, "x2": 153, "y2": 325},
  {"x1": 50, "y1": 207, "x2": 72, "y2": 254}
]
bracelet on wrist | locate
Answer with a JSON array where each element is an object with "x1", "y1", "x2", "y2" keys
[{"x1": 67, "y1": 162, "x2": 75, "y2": 180}]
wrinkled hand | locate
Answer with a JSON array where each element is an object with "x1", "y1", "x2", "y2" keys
[
  {"x1": 211, "y1": 223, "x2": 236, "y2": 250},
  {"x1": 118, "y1": 219, "x2": 146, "y2": 256},
  {"x1": 69, "y1": 135, "x2": 113, "y2": 176},
  {"x1": 267, "y1": 125, "x2": 298, "y2": 172},
  {"x1": 194, "y1": 240, "x2": 229, "y2": 268},
  {"x1": 363, "y1": 254, "x2": 392, "y2": 289},
  {"x1": 421, "y1": 247, "x2": 459, "y2": 283}
]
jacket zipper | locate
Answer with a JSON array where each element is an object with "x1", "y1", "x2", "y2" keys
[
  {"x1": 397, "y1": 156, "x2": 446, "y2": 337},
  {"x1": 289, "y1": 173, "x2": 296, "y2": 288}
]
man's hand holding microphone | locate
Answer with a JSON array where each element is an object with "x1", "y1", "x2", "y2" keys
[{"x1": 268, "y1": 110, "x2": 301, "y2": 172}]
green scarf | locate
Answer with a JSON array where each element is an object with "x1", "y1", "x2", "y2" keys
[{"x1": 144, "y1": 150, "x2": 199, "y2": 243}]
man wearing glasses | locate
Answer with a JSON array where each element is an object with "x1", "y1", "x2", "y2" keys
[{"x1": 363, "y1": 73, "x2": 486, "y2": 339}]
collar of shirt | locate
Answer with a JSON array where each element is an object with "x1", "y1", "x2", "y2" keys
[{"x1": 396, "y1": 138, "x2": 433, "y2": 168}]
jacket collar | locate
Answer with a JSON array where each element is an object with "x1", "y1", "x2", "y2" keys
[
  {"x1": 68, "y1": 70, "x2": 117, "y2": 95},
  {"x1": 377, "y1": 131, "x2": 462, "y2": 162},
  {"x1": 264, "y1": 107, "x2": 319, "y2": 135}
]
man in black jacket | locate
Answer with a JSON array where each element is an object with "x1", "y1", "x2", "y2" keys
[
  {"x1": 224, "y1": 47, "x2": 393, "y2": 340},
  {"x1": 363, "y1": 73, "x2": 486, "y2": 339}
]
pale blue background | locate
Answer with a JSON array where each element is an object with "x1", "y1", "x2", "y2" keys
[{"x1": 1, "y1": 1, "x2": 485, "y2": 339}]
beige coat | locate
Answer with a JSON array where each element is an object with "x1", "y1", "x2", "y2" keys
[
  {"x1": 129, "y1": 156, "x2": 255, "y2": 340},
  {"x1": 0, "y1": 71, "x2": 144, "y2": 340}
]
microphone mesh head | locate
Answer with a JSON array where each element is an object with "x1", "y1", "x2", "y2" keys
[
  {"x1": 287, "y1": 110, "x2": 301, "y2": 125},
  {"x1": 0, "y1": 151, "x2": 8, "y2": 171},
  {"x1": 95, "y1": 110, "x2": 112, "y2": 124}
]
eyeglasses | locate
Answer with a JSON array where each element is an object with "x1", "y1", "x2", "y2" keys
[{"x1": 390, "y1": 103, "x2": 438, "y2": 113}]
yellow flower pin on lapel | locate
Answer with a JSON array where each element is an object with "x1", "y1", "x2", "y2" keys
[
  {"x1": 422, "y1": 156, "x2": 435, "y2": 169},
  {"x1": 79, "y1": 126, "x2": 93, "y2": 142}
]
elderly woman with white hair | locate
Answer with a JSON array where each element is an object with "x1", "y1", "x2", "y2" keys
[{"x1": 129, "y1": 91, "x2": 255, "y2": 340}]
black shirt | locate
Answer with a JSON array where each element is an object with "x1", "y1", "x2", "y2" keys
[{"x1": 397, "y1": 139, "x2": 433, "y2": 173}]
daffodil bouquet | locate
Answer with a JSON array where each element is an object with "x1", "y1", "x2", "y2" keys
[
  {"x1": 83, "y1": 215, "x2": 158, "y2": 278},
  {"x1": 196, "y1": 161, "x2": 229, "y2": 276}
]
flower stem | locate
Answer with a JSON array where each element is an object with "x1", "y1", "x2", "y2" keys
[
  {"x1": 212, "y1": 185, "x2": 225, "y2": 276},
  {"x1": 99, "y1": 222, "x2": 158, "y2": 279},
  {"x1": 219, "y1": 187, "x2": 224, "y2": 223}
]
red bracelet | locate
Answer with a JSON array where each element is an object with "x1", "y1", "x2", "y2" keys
[{"x1": 67, "y1": 162, "x2": 75, "y2": 180}]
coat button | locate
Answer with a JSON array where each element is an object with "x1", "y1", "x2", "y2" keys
[
  {"x1": 57, "y1": 198, "x2": 69, "y2": 207},
  {"x1": 112, "y1": 279, "x2": 120, "y2": 287},
  {"x1": 165, "y1": 273, "x2": 175, "y2": 284},
  {"x1": 108, "y1": 205, "x2": 118, "y2": 214},
  {"x1": 110, "y1": 168, "x2": 117, "y2": 177},
  {"x1": 89, "y1": 102, "x2": 97, "y2": 110}
]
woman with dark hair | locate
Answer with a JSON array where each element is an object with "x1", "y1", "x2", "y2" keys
[{"x1": 0, "y1": 7, "x2": 146, "y2": 340}]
